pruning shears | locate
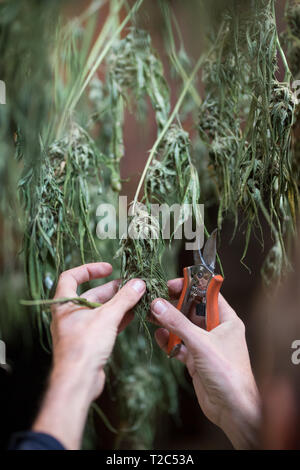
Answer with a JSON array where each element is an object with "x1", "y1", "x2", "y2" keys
[{"x1": 167, "y1": 229, "x2": 224, "y2": 358}]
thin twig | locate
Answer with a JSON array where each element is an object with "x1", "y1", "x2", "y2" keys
[
  {"x1": 133, "y1": 53, "x2": 205, "y2": 206},
  {"x1": 57, "y1": 0, "x2": 144, "y2": 138},
  {"x1": 20, "y1": 297, "x2": 102, "y2": 309}
]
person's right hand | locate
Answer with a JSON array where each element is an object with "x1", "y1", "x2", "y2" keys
[{"x1": 151, "y1": 278, "x2": 261, "y2": 449}]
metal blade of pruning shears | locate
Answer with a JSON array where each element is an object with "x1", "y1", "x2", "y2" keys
[
  {"x1": 193, "y1": 228, "x2": 217, "y2": 271},
  {"x1": 202, "y1": 228, "x2": 217, "y2": 271}
]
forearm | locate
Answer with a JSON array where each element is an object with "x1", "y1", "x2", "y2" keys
[
  {"x1": 32, "y1": 362, "x2": 93, "y2": 450},
  {"x1": 221, "y1": 384, "x2": 261, "y2": 449}
]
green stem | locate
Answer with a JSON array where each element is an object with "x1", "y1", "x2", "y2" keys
[
  {"x1": 160, "y1": 0, "x2": 201, "y2": 106},
  {"x1": 56, "y1": 7, "x2": 119, "y2": 139},
  {"x1": 84, "y1": 0, "x2": 125, "y2": 73},
  {"x1": 20, "y1": 297, "x2": 102, "y2": 309},
  {"x1": 276, "y1": 36, "x2": 292, "y2": 82},
  {"x1": 272, "y1": 0, "x2": 291, "y2": 82},
  {"x1": 62, "y1": 0, "x2": 108, "y2": 35},
  {"x1": 77, "y1": 0, "x2": 144, "y2": 105},
  {"x1": 133, "y1": 53, "x2": 205, "y2": 206},
  {"x1": 57, "y1": 0, "x2": 144, "y2": 138}
]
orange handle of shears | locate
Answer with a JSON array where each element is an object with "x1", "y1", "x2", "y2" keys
[
  {"x1": 167, "y1": 273, "x2": 224, "y2": 357},
  {"x1": 206, "y1": 275, "x2": 223, "y2": 331}
]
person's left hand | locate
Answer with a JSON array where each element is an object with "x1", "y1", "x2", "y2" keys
[
  {"x1": 51, "y1": 262, "x2": 146, "y2": 401},
  {"x1": 33, "y1": 262, "x2": 146, "y2": 449}
]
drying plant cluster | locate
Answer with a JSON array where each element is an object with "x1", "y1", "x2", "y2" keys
[
  {"x1": 199, "y1": 0, "x2": 298, "y2": 283},
  {"x1": 1, "y1": 0, "x2": 299, "y2": 449}
]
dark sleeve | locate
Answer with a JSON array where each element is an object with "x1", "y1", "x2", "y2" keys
[{"x1": 8, "y1": 431, "x2": 65, "y2": 450}]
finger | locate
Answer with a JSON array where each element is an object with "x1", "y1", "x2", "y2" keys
[
  {"x1": 167, "y1": 281, "x2": 201, "y2": 326},
  {"x1": 167, "y1": 278, "x2": 184, "y2": 299},
  {"x1": 218, "y1": 294, "x2": 238, "y2": 323},
  {"x1": 169, "y1": 279, "x2": 237, "y2": 325},
  {"x1": 82, "y1": 279, "x2": 120, "y2": 304},
  {"x1": 98, "y1": 279, "x2": 146, "y2": 326},
  {"x1": 149, "y1": 303, "x2": 202, "y2": 329},
  {"x1": 147, "y1": 298, "x2": 182, "y2": 326},
  {"x1": 55, "y1": 263, "x2": 112, "y2": 299},
  {"x1": 155, "y1": 328, "x2": 188, "y2": 363},
  {"x1": 118, "y1": 311, "x2": 134, "y2": 333},
  {"x1": 151, "y1": 298, "x2": 208, "y2": 351},
  {"x1": 188, "y1": 310, "x2": 206, "y2": 329},
  {"x1": 167, "y1": 282, "x2": 204, "y2": 328}
]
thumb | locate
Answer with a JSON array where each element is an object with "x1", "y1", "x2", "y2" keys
[
  {"x1": 99, "y1": 278, "x2": 146, "y2": 326},
  {"x1": 151, "y1": 298, "x2": 207, "y2": 351}
]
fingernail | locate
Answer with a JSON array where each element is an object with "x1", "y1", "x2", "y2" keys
[
  {"x1": 132, "y1": 279, "x2": 146, "y2": 293},
  {"x1": 152, "y1": 299, "x2": 167, "y2": 315}
]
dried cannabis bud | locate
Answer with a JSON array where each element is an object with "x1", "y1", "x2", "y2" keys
[
  {"x1": 119, "y1": 203, "x2": 168, "y2": 328},
  {"x1": 21, "y1": 124, "x2": 104, "y2": 302},
  {"x1": 108, "y1": 28, "x2": 170, "y2": 129}
]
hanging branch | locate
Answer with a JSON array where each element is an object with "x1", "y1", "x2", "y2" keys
[
  {"x1": 133, "y1": 53, "x2": 207, "y2": 207},
  {"x1": 198, "y1": 0, "x2": 298, "y2": 284},
  {"x1": 56, "y1": 0, "x2": 144, "y2": 138}
]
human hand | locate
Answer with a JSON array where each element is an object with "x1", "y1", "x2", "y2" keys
[
  {"x1": 50, "y1": 262, "x2": 146, "y2": 401},
  {"x1": 33, "y1": 262, "x2": 145, "y2": 449},
  {"x1": 151, "y1": 278, "x2": 260, "y2": 449}
]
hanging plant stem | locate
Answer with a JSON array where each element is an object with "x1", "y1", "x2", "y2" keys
[
  {"x1": 20, "y1": 297, "x2": 102, "y2": 309},
  {"x1": 57, "y1": 0, "x2": 144, "y2": 138}
]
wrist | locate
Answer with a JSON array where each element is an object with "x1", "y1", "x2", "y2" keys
[
  {"x1": 221, "y1": 382, "x2": 261, "y2": 449},
  {"x1": 52, "y1": 342, "x2": 106, "y2": 399},
  {"x1": 32, "y1": 361, "x2": 97, "y2": 449},
  {"x1": 51, "y1": 358, "x2": 95, "y2": 403}
]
